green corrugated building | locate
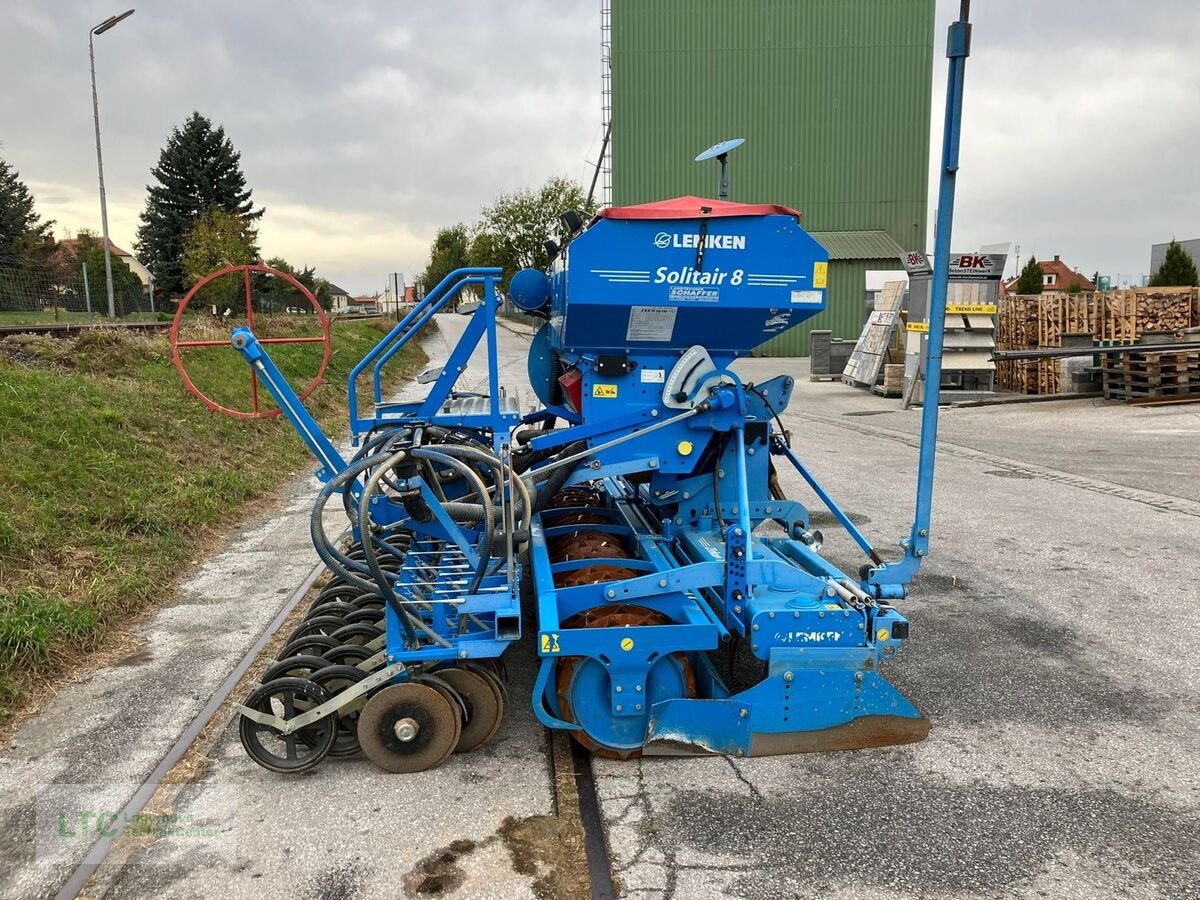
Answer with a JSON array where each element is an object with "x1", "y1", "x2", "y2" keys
[{"x1": 608, "y1": 0, "x2": 935, "y2": 355}]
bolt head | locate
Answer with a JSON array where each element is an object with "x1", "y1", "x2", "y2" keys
[
  {"x1": 752, "y1": 623, "x2": 759, "y2": 631},
  {"x1": 659, "y1": 579, "x2": 668, "y2": 588},
  {"x1": 739, "y1": 708, "x2": 748, "y2": 718},
  {"x1": 635, "y1": 704, "x2": 642, "y2": 711},
  {"x1": 616, "y1": 705, "x2": 623, "y2": 712},
  {"x1": 615, "y1": 685, "x2": 623, "y2": 693},
  {"x1": 818, "y1": 610, "x2": 825, "y2": 618},
  {"x1": 606, "y1": 589, "x2": 616, "y2": 599},
  {"x1": 635, "y1": 684, "x2": 642, "y2": 692},
  {"x1": 733, "y1": 605, "x2": 742, "y2": 614},
  {"x1": 783, "y1": 671, "x2": 794, "y2": 682},
  {"x1": 768, "y1": 611, "x2": 775, "y2": 619}
]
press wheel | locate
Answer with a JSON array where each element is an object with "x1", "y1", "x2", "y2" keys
[
  {"x1": 309, "y1": 664, "x2": 369, "y2": 758},
  {"x1": 239, "y1": 677, "x2": 336, "y2": 774},
  {"x1": 437, "y1": 667, "x2": 504, "y2": 753},
  {"x1": 358, "y1": 683, "x2": 459, "y2": 773}
]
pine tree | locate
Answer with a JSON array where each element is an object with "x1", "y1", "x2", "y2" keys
[
  {"x1": 134, "y1": 113, "x2": 263, "y2": 296},
  {"x1": 1149, "y1": 240, "x2": 1199, "y2": 287},
  {"x1": 1014, "y1": 255, "x2": 1044, "y2": 294},
  {"x1": 0, "y1": 157, "x2": 53, "y2": 270}
]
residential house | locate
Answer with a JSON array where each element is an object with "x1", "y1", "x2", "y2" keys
[{"x1": 1002, "y1": 255, "x2": 1095, "y2": 294}]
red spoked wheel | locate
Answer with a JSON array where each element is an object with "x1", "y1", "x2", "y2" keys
[{"x1": 169, "y1": 263, "x2": 332, "y2": 419}]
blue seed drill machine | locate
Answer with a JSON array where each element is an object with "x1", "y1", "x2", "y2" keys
[{"x1": 175, "y1": 6, "x2": 973, "y2": 774}]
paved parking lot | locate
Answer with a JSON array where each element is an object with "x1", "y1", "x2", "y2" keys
[{"x1": 596, "y1": 358, "x2": 1200, "y2": 899}]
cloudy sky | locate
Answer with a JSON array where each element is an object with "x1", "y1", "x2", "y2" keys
[{"x1": 1, "y1": 1, "x2": 1197, "y2": 294}]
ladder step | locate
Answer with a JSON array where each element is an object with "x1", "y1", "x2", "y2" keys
[{"x1": 416, "y1": 366, "x2": 445, "y2": 384}]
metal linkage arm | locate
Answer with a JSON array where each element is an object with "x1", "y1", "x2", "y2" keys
[
  {"x1": 231, "y1": 327, "x2": 348, "y2": 482},
  {"x1": 906, "y1": 1, "x2": 972, "y2": 567},
  {"x1": 346, "y1": 266, "x2": 503, "y2": 432}
]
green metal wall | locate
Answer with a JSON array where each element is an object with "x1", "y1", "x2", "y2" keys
[
  {"x1": 755, "y1": 259, "x2": 892, "y2": 356},
  {"x1": 610, "y1": 0, "x2": 933, "y2": 355}
]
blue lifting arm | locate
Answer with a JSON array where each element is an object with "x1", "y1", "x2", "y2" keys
[
  {"x1": 888, "y1": 1, "x2": 972, "y2": 585},
  {"x1": 230, "y1": 326, "x2": 349, "y2": 485}
]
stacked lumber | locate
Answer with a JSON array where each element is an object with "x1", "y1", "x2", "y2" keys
[
  {"x1": 1101, "y1": 349, "x2": 1200, "y2": 402},
  {"x1": 995, "y1": 288, "x2": 1199, "y2": 393}
]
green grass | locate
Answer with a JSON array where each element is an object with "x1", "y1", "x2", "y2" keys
[
  {"x1": 0, "y1": 319, "x2": 425, "y2": 721},
  {"x1": 0, "y1": 309, "x2": 167, "y2": 325}
]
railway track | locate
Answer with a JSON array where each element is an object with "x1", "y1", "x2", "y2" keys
[
  {"x1": 0, "y1": 320, "x2": 171, "y2": 338},
  {"x1": 54, "y1": 550, "x2": 615, "y2": 900}
]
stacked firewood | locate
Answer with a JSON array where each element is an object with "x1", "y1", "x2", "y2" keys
[{"x1": 995, "y1": 288, "x2": 1198, "y2": 393}]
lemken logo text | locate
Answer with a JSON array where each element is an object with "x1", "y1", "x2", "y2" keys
[{"x1": 653, "y1": 232, "x2": 746, "y2": 250}]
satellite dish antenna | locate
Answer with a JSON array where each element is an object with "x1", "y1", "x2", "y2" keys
[{"x1": 694, "y1": 138, "x2": 745, "y2": 200}]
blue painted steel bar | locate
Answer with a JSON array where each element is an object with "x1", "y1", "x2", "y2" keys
[
  {"x1": 909, "y1": 2, "x2": 971, "y2": 562},
  {"x1": 346, "y1": 266, "x2": 502, "y2": 431},
  {"x1": 775, "y1": 439, "x2": 878, "y2": 563},
  {"x1": 370, "y1": 275, "x2": 492, "y2": 404},
  {"x1": 230, "y1": 327, "x2": 348, "y2": 482}
]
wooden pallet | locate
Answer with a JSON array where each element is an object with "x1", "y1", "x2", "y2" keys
[{"x1": 1100, "y1": 348, "x2": 1200, "y2": 401}]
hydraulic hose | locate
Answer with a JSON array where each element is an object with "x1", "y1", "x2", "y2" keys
[
  {"x1": 357, "y1": 446, "x2": 426, "y2": 645},
  {"x1": 311, "y1": 450, "x2": 399, "y2": 593},
  {"x1": 408, "y1": 447, "x2": 494, "y2": 594},
  {"x1": 530, "y1": 441, "x2": 588, "y2": 513}
]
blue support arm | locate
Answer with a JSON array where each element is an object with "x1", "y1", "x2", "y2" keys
[
  {"x1": 905, "y1": 2, "x2": 972, "y2": 569},
  {"x1": 231, "y1": 327, "x2": 348, "y2": 483}
]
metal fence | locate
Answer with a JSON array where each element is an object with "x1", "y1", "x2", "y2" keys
[
  {"x1": 0, "y1": 264, "x2": 157, "y2": 321},
  {"x1": 0, "y1": 265, "x2": 337, "y2": 323}
]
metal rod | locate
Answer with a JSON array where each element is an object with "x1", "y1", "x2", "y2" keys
[
  {"x1": 993, "y1": 341, "x2": 1200, "y2": 361},
  {"x1": 909, "y1": 3, "x2": 972, "y2": 563},
  {"x1": 531, "y1": 407, "x2": 700, "y2": 475}
]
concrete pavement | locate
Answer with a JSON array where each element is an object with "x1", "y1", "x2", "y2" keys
[
  {"x1": 4, "y1": 318, "x2": 1198, "y2": 899},
  {"x1": 595, "y1": 357, "x2": 1200, "y2": 900}
]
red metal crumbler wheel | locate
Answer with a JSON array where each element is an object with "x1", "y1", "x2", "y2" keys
[
  {"x1": 555, "y1": 604, "x2": 698, "y2": 759},
  {"x1": 556, "y1": 564, "x2": 637, "y2": 589},
  {"x1": 551, "y1": 532, "x2": 630, "y2": 564},
  {"x1": 552, "y1": 512, "x2": 609, "y2": 527},
  {"x1": 546, "y1": 486, "x2": 603, "y2": 510}
]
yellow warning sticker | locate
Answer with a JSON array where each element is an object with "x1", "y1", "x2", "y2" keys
[
  {"x1": 541, "y1": 633, "x2": 560, "y2": 653},
  {"x1": 825, "y1": 604, "x2": 842, "y2": 611},
  {"x1": 620, "y1": 637, "x2": 635, "y2": 652},
  {"x1": 813, "y1": 261, "x2": 828, "y2": 289},
  {"x1": 593, "y1": 384, "x2": 618, "y2": 399},
  {"x1": 907, "y1": 321, "x2": 930, "y2": 333},
  {"x1": 876, "y1": 628, "x2": 891, "y2": 642},
  {"x1": 946, "y1": 303, "x2": 997, "y2": 315}
]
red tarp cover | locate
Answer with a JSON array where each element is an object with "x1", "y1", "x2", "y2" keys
[{"x1": 596, "y1": 195, "x2": 801, "y2": 221}]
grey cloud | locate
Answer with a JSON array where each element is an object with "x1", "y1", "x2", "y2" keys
[{"x1": 2, "y1": 1, "x2": 1197, "y2": 290}]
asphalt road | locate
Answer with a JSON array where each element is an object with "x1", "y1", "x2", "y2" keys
[
  {"x1": 3, "y1": 319, "x2": 1197, "y2": 900},
  {"x1": 595, "y1": 358, "x2": 1200, "y2": 900}
]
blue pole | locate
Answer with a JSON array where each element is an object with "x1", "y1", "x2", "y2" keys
[{"x1": 910, "y1": 2, "x2": 972, "y2": 562}]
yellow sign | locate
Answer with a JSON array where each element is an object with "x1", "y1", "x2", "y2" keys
[
  {"x1": 824, "y1": 604, "x2": 842, "y2": 611},
  {"x1": 620, "y1": 637, "x2": 635, "y2": 652},
  {"x1": 677, "y1": 441, "x2": 694, "y2": 456},
  {"x1": 947, "y1": 303, "x2": 997, "y2": 315},
  {"x1": 541, "y1": 633, "x2": 560, "y2": 654},
  {"x1": 592, "y1": 384, "x2": 618, "y2": 399},
  {"x1": 876, "y1": 628, "x2": 891, "y2": 642},
  {"x1": 907, "y1": 321, "x2": 930, "y2": 333},
  {"x1": 813, "y1": 261, "x2": 828, "y2": 289}
]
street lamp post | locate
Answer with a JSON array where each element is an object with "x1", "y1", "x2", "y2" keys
[{"x1": 89, "y1": 9, "x2": 135, "y2": 320}]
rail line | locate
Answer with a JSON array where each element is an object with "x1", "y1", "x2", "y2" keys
[
  {"x1": 53, "y1": 551, "x2": 614, "y2": 900},
  {"x1": 0, "y1": 321, "x2": 172, "y2": 339}
]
